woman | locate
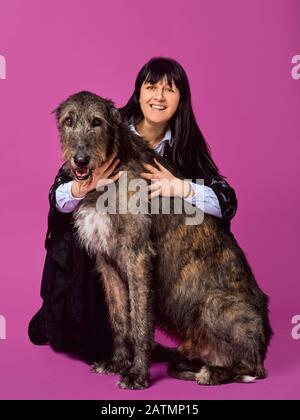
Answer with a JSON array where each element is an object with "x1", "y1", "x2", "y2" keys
[{"x1": 28, "y1": 57, "x2": 237, "y2": 362}]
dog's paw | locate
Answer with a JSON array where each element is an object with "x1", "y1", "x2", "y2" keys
[
  {"x1": 91, "y1": 360, "x2": 128, "y2": 376},
  {"x1": 118, "y1": 371, "x2": 149, "y2": 390},
  {"x1": 195, "y1": 366, "x2": 212, "y2": 385}
]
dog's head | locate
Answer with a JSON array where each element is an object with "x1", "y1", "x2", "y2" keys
[{"x1": 53, "y1": 91, "x2": 121, "y2": 181}]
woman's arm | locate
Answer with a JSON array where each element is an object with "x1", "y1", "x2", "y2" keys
[
  {"x1": 55, "y1": 181, "x2": 84, "y2": 213},
  {"x1": 49, "y1": 163, "x2": 73, "y2": 209},
  {"x1": 201, "y1": 176, "x2": 237, "y2": 220},
  {"x1": 186, "y1": 178, "x2": 237, "y2": 220},
  {"x1": 45, "y1": 163, "x2": 73, "y2": 249},
  {"x1": 141, "y1": 158, "x2": 237, "y2": 220},
  {"x1": 184, "y1": 182, "x2": 222, "y2": 218}
]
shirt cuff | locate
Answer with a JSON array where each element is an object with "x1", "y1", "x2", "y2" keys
[
  {"x1": 184, "y1": 181, "x2": 222, "y2": 219},
  {"x1": 55, "y1": 181, "x2": 84, "y2": 213}
]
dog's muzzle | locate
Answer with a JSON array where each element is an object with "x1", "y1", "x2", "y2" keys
[{"x1": 72, "y1": 155, "x2": 92, "y2": 181}]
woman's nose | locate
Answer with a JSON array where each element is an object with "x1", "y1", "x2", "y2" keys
[{"x1": 154, "y1": 88, "x2": 166, "y2": 101}]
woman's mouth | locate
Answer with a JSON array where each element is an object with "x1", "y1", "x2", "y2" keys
[{"x1": 150, "y1": 104, "x2": 167, "y2": 111}]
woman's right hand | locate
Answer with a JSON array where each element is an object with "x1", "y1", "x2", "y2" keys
[{"x1": 71, "y1": 152, "x2": 122, "y2": 198}]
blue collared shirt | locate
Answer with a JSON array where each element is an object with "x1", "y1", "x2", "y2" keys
[{"x1": 129, "y1": 122, "x2": 174, "y2": 156}]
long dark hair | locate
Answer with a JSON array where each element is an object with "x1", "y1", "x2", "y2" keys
[{"x1": 119, "y1": 57, "x2": 221, "y2": 179}]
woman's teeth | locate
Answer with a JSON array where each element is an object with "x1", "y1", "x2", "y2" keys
[{"x1": 150, "y1": 105, "x2": 167, "y2": 110}]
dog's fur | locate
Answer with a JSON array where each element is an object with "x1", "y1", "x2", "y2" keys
[{"x1": 54, "y1": 91, "x2": 272, "y2": 389}]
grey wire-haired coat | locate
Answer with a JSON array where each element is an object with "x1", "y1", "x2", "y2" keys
[{"x1": 54, "y1": 91, "x2": 272, "y2": 389}]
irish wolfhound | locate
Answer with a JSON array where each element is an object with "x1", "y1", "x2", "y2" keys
[{"x1": 54, "y1": 91, "x2": 272, "y2": 389}]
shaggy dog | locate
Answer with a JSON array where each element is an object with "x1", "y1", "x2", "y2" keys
[{"x1": 54, "y1": 91, "x2": 272, "y2": 389}]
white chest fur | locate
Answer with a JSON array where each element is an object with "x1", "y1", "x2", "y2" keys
[{"x1": 74, "y1": 206, "x2": 112, "y2": 256}]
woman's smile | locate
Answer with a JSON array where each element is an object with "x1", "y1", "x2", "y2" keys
[{"x1": 149, "y1": 104, "x2": 167, "y2": 111}]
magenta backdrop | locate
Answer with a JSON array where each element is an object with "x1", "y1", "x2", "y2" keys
[{"x1": 0, "y1": 0, "x2": 300, "y2": 400}]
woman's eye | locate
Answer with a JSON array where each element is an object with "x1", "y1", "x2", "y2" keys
[
  {"x1": 146, "y1": 86, "x2": 155, "y2": 90},
  {"x1": 92, "y1": 117, "x2": 102, "y2": 127},
  {"x1": 64, "y1": 117, "x2": 73, "y2": 127}
]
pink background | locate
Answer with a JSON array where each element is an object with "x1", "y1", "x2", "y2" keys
[{"x1": 0, "y1": 0, "x2": 300, "y2": 400}]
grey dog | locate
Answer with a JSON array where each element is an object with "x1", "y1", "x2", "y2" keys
[{"x1": 54, "y1": 91, "x2": 272, "y2": 390}]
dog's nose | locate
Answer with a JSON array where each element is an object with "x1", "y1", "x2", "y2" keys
[{"x1": 74, "y1": 155, "x2": 90, "y2": 167}]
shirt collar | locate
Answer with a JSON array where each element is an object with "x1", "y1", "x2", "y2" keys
[{"x1": 128, "y1": 120, "x2": 174, "y2": 147}]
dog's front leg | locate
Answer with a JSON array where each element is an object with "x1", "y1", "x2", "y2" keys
[
  {"x1": 118, "y1": 249, "x2": 155, "y2": 390},
  {"x1": 91, "y1": 256, "x2": 131, "y2": 376}
]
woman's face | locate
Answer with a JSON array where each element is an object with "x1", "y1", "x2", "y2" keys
[{"x1": 139, "y1": 77, "x2": 180, "y2": 127}]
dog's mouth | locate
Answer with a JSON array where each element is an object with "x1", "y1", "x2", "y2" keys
[{"x1": 73, "y1": 166, "x2": 91, "y2": 181}]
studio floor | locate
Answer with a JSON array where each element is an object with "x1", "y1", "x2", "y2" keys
[{"x1": 0, "y1": 317, "x2": 299, "y2": 400}]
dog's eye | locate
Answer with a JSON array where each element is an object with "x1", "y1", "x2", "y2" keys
[
  {"x1": 64, "y1": 117, "x2": 73, "y2": 127},
  {"x1": 92, "y1": 117, "x2": 102, "y2": 127}
]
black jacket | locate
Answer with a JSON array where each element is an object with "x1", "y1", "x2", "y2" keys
[{"x1": 29, "y1": 146, "x2": 237, "y2": 361}]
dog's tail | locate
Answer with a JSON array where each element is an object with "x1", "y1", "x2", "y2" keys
[
  {"x1": 168, "y1": 362, "x2": 266, "y2": 384},
  {"x1": 234, "y1": 364, "x2": 266, "y2": 383}
]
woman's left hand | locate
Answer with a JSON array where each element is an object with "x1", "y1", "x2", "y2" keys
[{"x1": 140, "y1": 158, "x2": 193, "y2": 199}]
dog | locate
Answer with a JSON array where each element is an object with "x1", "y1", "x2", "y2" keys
[{"x1": 54, "y1": 91, "x2": 272, "y2": 389}]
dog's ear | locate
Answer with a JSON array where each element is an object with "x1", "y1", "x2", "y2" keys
[
  {"x1": 51, "y1": 104, "x2": 63, "y2": 122},
  {"x1": 105, "y1": 99, "x2": 121, "y2": 125}
]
